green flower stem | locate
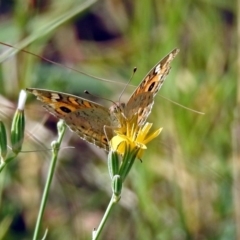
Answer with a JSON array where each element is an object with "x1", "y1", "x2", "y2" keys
[
  {"x1": 33, "y1": 120, "x2": 66, "y2": 240},
  {"x1": 92, "y1": 147, "x2": 139, "y2": 239},
  {"x1": 92, "y1": 194, "x2": 120, "y2": 240}
]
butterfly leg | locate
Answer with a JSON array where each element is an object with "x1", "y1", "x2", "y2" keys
[{"x1": 103, "y1": 125, "x2": 118, "y2": 147}]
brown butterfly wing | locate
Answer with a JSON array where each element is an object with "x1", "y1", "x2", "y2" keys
[
  {"x1": 26, "y1": 88, "x2": 112, "y2": 150},
  {"x1": 125, "y1": 48, "x2": 180, "y2": 125}
]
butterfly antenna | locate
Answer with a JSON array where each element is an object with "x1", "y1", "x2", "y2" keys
[
  {"x1": 84, "y1": 90, "x2": 118, "y2": 107},
  {"x1": 159, "y1": 95, "x2": 205, "y2": 115},
  {"x1": 0, "y1": 41, "x2": 128, "y2": 86},
  {"x1": 118, "y1": 67, "x2": 137, "y2": 103}
]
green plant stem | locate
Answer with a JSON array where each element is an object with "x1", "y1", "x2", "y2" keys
[
  {"x1": 33, "y1": 121, "x2": 66, "y2": 240},
  {"x1": 92, "y1": 194, "x2": 119, "y2": 240}
]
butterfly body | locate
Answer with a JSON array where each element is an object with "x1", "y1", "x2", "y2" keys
[{"x1": 26, "y1": 48, "x2": 179, "y2": 150}]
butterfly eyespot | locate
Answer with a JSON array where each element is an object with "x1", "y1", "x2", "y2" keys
[
  {"x1": 148, "y1": 82, "x2": 156, "y2": 91},
  {"x1": 60, "y1": 106, "x2": 72, "y2": 113}
]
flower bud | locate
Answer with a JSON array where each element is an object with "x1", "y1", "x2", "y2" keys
[
  {"x1": 108, "y1": 151, "x2": 119, "y2": 179},
  {"x1": 11, "y1": 109, "x2": 25, "y2": 154},
  {"x1": 10, "y1": 90, "x2": 27, "y2": 154},
  {"x1": 112, "y1": 175, "x2": 122, "y2": 198}
]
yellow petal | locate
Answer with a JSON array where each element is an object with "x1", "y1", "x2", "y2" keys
[
  {"x1": 110, "y1": 135, "x2": 126, "y2": 151},
  {"x1": 143, "y1": 128, "x2": 162, "y2": 144}
]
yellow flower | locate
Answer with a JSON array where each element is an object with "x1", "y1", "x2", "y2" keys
[{"x1": 110, "y1": 114, "x2": 162, "y2": 159}]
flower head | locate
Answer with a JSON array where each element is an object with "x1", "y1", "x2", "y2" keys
[{"x1": 110, "y1": 114, "x2": 162, "y2": 159}]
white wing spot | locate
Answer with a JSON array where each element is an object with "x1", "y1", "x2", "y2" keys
[
  {"x1": 51, "y1": 93, "x2": 61, "y2": 100},
  {"x1": 155, "y1": 64, "x2": 161, "y2": 74},
  {"x1": 169, "y1": 53, "x2": 173, "y2": 59}
]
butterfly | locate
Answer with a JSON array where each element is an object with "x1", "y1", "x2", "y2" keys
[{"x1": 26, "y1": 48, "x2": 179, "y2": 151}]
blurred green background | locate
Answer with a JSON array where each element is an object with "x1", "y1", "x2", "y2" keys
[{"x1": 0, "y1": 0, "x2": 237, "y2": 239}]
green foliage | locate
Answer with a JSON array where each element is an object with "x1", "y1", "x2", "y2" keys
[{"x1": 0, "y1": 0, "x2": 237, "y2": 239}]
